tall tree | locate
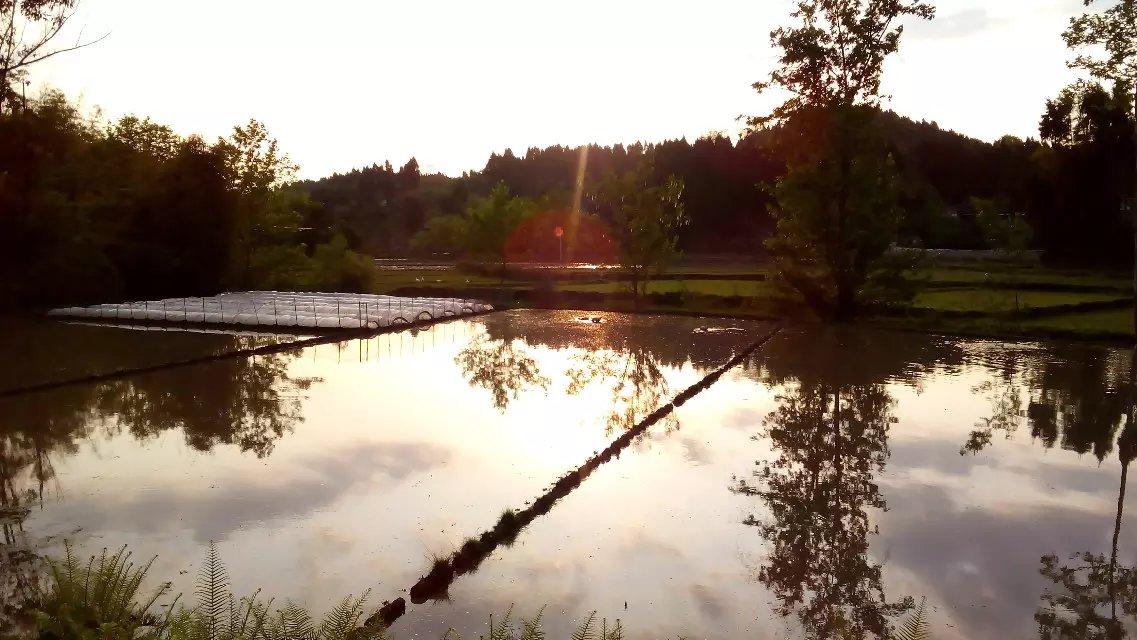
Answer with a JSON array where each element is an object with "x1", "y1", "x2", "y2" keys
[
  {"x1": 752, "y1": 0, "x2": 935, "y2": 320},
  {"x1": 462, "y1": 182, "x2": 536, "y2": 267},
  {"x1": 591, "y1": 165, "x2": 687, "y2": 301},
  {"x1": 216, "y1": 119, "x2": 298, "y2": 287},
  {"x1": 1061, "y1": 0, "x2": 1137, "y2": 332}
]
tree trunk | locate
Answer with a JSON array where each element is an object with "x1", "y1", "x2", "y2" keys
[
  {"x1": 834, "y1": 113, "x2": 854, "y2": 322},
  {"x1": 1132, "y1": 78, "x2": 1137, "y2": 337},
  {"x1": 1110, "y1": 458, "x2": 1127, "y2": 625}
]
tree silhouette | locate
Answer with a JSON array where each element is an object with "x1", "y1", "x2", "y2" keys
[
  {"x1": 454, "y1": 326, "x2": 673, "y2": 434},
  {"x1": 0, "y1": 0, "x2": 105, "y2": 113},
  {"x1": 751, "y1": 0, "x2": 935, "y2": 319},
  {"x1": 590, "y1": 164, "x2": 687, "y2": 300},
  {"x1": 734, "y1": 378, "x2": 908, "y2": 639},
  {"x1": 1057, "y1": 0, "x2": 1136, "y2": 328},
  {"x1": 1036, "y1": 349, "x2": 1137, "y2": 639},
  {"x1": 454, "y1": 332, "x2": 550, "y2": 412},
  {"x1": 565, "y1": 346, "x2": 674, "y2": 436},
  {"x1": 94, "y1": 353, "x2": 318, "y2": 458}
]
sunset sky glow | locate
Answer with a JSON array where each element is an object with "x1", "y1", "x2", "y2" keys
[{"x1": 32, "y1": 0, "x2": 1093, "y2": 178}]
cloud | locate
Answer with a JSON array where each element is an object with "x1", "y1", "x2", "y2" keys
[
  {"x1": 680, "y1": 437, "x2": 714, "y2": 466},
  {"x1": 877, "y1": 482, "x2": 1116, "y2": 640},
  {"x1": 43, "y1": 441, "x2": 451, "y2": 543}
]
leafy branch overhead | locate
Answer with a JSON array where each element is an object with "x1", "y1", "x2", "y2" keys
[
  {"x1": 0, "y1": 0, "x2": 108, "y2": 110},
  {"x1": 1063, "y1": 0, "x2": 1136, "y2": 88},
  {"x1": 751, "y1": 0, "x2": 935, "y2": 128}
]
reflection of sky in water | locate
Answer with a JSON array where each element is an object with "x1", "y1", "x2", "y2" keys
[{"x1": 5, "y1": 316, "x2": 1137, "y2": 639}]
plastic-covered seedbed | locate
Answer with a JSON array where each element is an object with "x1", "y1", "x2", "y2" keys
[{"x1": 47, "y1": 292, "x2": 493, "y2": 330}]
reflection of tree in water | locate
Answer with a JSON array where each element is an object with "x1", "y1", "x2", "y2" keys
[
  {"x1": 0, "y1": 505, "x2": 39, "y2": 634},
  {"x1": 1035, "y1": 351, "x2": 1137, "y2": 639},
  {"x1": 963, "y1": 346, "x2": 1135, "y2": 461},
  {"x1": 0, "y1": 386, "x2": 102, "y2": 633},
  {"x1": 734, "y1": 379, "x2": 907, "y2": 639},
  {"x1": 455, "y1": 333, "x2": 550, "y2": 411},
  {"x1": 566, "y1": 346, "x2": 673, "y2": 435},
  {"x1": 732, "y1": 328, "x2": 966, "y2": 639},
  {"x1": 0, "y1": 385, "x2": 102, "y2": 507},
  {"x1": 960, "y1": 376, "x2": 1026, "y2": 455},
  {"x1": 94, "y1": 352, "x2": 318, "y2": 458},
  {"x1": 454, "y1": 327, "x2": 673, "y2": 435}
]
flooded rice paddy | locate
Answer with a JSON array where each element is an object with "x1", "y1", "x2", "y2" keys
[{"x1": 2, "y1": 310, "x2": 1136, "y2": 639}]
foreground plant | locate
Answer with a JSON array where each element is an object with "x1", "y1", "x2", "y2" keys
[
  {"x1": 27, "y1": 542, "x2": 383, "y2": 640},
  {"x1": 24, "y1": 541, "x2": 931, "y2": 640},
  {"x1": 439, "y1": 606, "x2": 624, "y2": 640},
  {"x1": 32, "y1": 542, "x2": 173, "y2": 639},
  {"x1": 22, "y1": 544, "x2": 633, "y2": 640}
]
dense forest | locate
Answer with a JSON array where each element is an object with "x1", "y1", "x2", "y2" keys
[
  {"x1": 2, "y1": 95, "x2": 1130, "y2": 309},
  {"x1": 0, "y1": 93, "x2": 375, "y2": 308},
  {"x1": 300, "y1": 106, "x2": 1132, "y2": 264}
]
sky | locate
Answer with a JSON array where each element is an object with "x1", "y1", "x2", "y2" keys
[{"x1": 29, "y1": 0, "x2": 1092, "y2": 179}]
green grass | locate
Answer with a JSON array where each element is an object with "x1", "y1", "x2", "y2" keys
[
  {"x1": 1020, "y1": 307, "x2": 1135, "y2": 335},
  {"x1": 370, "y1": 269, "x2": 523, "y2": 293},
  {"x1": 919, "y1": 266, "x2": 1130, "y2": 289},
  {"x1": 911, "y1": 289, "x2": 1129, "y2": 313},
  {"x1": 665, "y1": 262, "x2": 769, "y2": 276},
  {"x1": 367, "y1": 259, "x2": 1137, "y2": 342},
  {"x1": 557, "y1": 279, "x2": 776, "y2": 297}
]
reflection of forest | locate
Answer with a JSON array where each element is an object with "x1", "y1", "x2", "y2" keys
[
  {"x1": 961, "y1": 345, "x2": 1137, "y2": 461},
  {"x1": 0, "y1": 345, "x2": 316, "y2": 632},
  {"x1": 956, "y1": 345, "x2": 1137, "y2": 637},
  {"x1": 0, "y1": 347, "x2": 316, "y2": 511},
  {"x1": 455, "y1": 311, "x2": 779, "y2": 434},
  {"x1": 993, "y1": 348, "x2": 1137, "y2": 640},
  {"x1": 734, "y1": 329, "x2": 1137, "y2": 639}
]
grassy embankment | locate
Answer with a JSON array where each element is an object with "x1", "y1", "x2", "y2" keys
[{"x1": 370, "y1": 261, "x2": 1135, "y2": 342}]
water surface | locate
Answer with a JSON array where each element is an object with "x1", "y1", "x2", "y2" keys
[{"x1": 2, "y1": 313, "x2": 1136, "y2": 639}]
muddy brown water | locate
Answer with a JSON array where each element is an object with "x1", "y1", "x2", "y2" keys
[{"x1": 1, "y1": 310, "x2": 1135, "y2": 639}]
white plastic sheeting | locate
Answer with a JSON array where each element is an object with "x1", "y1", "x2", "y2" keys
[{"x1": 47, "y1": 292, "x2": 493, "y2": 329}]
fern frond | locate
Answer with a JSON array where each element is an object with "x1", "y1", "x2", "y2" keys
[
  {"x1": 485, "y1": 604, "x2": 515, "y2": 640},
  {"x1": 317, "y1": 590, "x2": 370, "y2": 640},
  {"x1": 894, "y1": 597, "x2": 930, "y2": 640},
  {"x1": 39, "y1": 543, "x2": 166, "y2": 639},
  {"x1": 243, "y1": 594, "x2": 275, "y2": 640},
  {"x1": 570, "y1": 612, "x2": 597, "y2": 640},
  {"x1": 277, "y1": 601, "x2": 316, "y2": 640},
  {"x1": 520, "y1": 605, "x2": 546, "y2": 640},
  {"x1": 602, "y1": 619, "x2": 622, "y2": 640},
  {"x1": 195, "y1": 540, "x2": 232, "y2": 640},
  {"x1": 63, "y1": 540, "x2": 78, "y2": 587}
]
